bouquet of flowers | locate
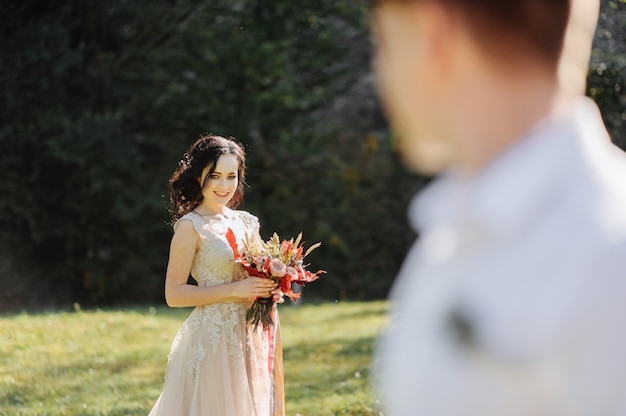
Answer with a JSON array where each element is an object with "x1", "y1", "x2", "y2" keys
[{"x1": 226, "y1": 229, "x2": 325, "y2": 331}]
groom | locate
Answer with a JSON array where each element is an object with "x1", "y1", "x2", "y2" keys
[{"x1": 373, "y1": 1, "x2": 626, "y2": 415}]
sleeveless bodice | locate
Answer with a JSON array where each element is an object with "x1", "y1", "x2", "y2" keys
[{"x1": 177, "y1": 210, "x2": 261, "y2": 287}]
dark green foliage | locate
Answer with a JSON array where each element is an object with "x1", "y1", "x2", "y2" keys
[
  {"x1": 588, "y1": 0, "x2": 626, "y2": 148},
  {"x1": 0, "y1": 0, "x2": 418, "y2": 307},
  {"x1": 1, "y1": 1, "x2": 186, "y2": 306},
  {"x1": 0, "y1": 0, "x2": 624, "y2": 308}
]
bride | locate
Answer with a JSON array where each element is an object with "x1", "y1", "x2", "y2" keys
[{"x1": 148, "y1": 134, "x2": 285, "y2": 415}]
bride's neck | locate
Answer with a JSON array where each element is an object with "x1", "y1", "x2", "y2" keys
[{"x1": 194, "y1": 204, "x2": 229, "y2": 217}]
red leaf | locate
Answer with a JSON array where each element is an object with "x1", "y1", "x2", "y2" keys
[
  {"x1": 285, "y1": 291, "x2": 301, "y2": 302},
  {"x1": 243, "y1": 265, "x2": 266, "y2": 278},
  {"x1": 279, "y1": 274, "x2": 292, "y2": 294},
  {"x1": 226, "y1": 228, "x2": 240, "y2": 261}
]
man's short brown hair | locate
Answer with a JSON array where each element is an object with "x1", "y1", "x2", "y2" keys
[{"x1": 373, "y1": 0, "x2": 571, "y2": 70}]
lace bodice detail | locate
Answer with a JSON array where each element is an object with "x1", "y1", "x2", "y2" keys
[{"x1": 176, "y1": 210, "x2": 261, "y2": 287}]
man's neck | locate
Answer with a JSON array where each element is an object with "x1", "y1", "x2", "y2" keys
[{"x1": 452, "y1": 66, "x2": 566, "y2": 178}]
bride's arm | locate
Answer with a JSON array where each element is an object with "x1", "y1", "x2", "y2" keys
[{"x1": 164, "y1": 219, "x2": 277, "y2": 308}]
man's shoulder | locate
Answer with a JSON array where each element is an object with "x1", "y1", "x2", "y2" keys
[{"x1": 566, "y1": 143, "x2": 626, "y2": 264}]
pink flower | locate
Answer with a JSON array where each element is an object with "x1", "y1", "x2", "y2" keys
[
  {"x1": 297, "y1": 266, "x2": 306, "y2": 281},
  {"x1": 269, "y1": 258, "x2": 287, "y2": 277},
  {"x1": 286, "y1": 266, "x2": 298, "y2": 279}
]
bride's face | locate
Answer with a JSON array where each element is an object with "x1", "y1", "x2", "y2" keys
[{"x1": 199, "y1": 154, "x2": 239, "y2": 212}]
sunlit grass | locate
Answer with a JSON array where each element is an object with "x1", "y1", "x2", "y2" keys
[{"x1": 0, "y1": 301, "x2": 389, "y2": 416}]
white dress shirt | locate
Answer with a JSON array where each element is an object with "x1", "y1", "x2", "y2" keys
[{"x1": 377, "y1": 98, "x2": 626, "y2": 416}]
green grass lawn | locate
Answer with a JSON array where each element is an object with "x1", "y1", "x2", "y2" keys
[{"x1": 0, "y1": 301, "x2": 389, "y2": 416}]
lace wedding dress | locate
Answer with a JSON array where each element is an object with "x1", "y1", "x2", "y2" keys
[{"x1": 149, "y1": 210, "x2": 285, "y2": 416}]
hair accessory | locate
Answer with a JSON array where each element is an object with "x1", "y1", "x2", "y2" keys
[
  {"x1": 179, "y1": 152, "x2": 193, "y2": 170},
  {"x1": 197, "y1": 139, "x2": 209, "y2": 151}
]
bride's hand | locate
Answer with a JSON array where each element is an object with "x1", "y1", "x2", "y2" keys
[
  {"x1": 271, "y1": 288, "x2": 285, "y2": 304},
  {"x1": 229, "y1": 277, "x2": 277, "y2": 299}
]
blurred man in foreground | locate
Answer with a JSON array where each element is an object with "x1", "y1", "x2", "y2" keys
[{"x1": 373, "y1": 0, "x2": 626, "y2": 415}]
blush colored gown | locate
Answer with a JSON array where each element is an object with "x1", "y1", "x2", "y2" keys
[{"x1": 149, "y1": 210, "x2": 285, "y2": 416}]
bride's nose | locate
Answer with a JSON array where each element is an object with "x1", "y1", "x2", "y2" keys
[{"x1": 217, "y1": 177, "x2": 231, "y2": 188}]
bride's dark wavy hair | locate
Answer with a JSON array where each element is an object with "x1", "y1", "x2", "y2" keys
[{"x1": 168, "y1": 134, "x2": 246, "y2": 223}]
